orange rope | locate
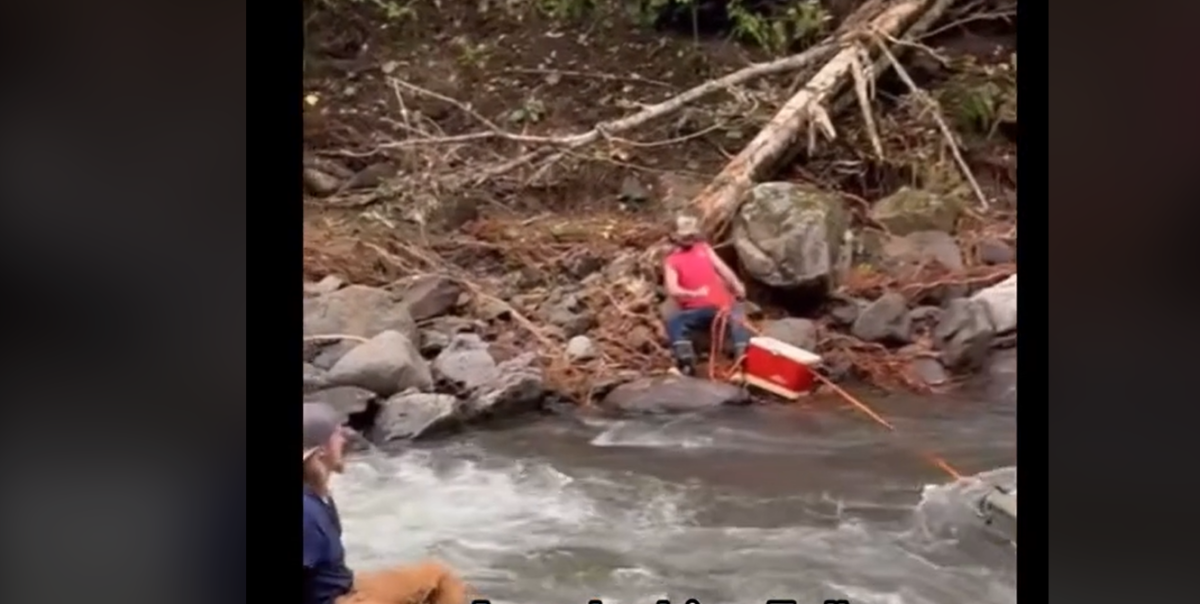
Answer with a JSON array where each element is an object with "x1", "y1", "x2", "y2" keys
[{"x1": 705, "y1": 307, "x2": 966, "y2": 482}]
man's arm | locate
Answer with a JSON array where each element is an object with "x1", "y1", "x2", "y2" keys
[
  {"x1": 704, "y1": 245, "x2": 745, "y2": 297},
  {"x1": 664, "y1": 263, "x2": 705, "y2": 298}
]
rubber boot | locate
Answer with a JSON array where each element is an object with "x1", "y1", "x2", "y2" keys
[{"x1": 671, "y1": 341, "x2": 697, "y2": 377}]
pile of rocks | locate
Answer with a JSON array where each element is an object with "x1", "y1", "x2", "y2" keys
[
  {"x1": 303, "y1": 276, "x2": 547, "y2": 444},
  {"x1": 728, "y1": 181, "x2": 1017, "y2": 387}
]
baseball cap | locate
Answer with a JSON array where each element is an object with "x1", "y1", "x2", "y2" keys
[
  {"x1": 303, "y1": 402, "x2": 342, "y2": 461},
  {"x1": 673, "y1": 214, "x2": 701, "y2": 238}
]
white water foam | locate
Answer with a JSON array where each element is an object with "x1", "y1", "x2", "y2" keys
[{"x1": 329, "y1": 445, "x2": 1016, "y2": 604}]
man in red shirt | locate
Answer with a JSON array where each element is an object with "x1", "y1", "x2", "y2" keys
[{"x1": 663, "y1": 214, "x2": 750, "y2": 376}]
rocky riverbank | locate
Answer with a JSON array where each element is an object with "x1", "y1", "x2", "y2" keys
[{"x1": 304, "y1": 181, "x2": 1016, "y2": 445}]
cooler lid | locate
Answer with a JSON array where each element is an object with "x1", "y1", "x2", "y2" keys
[{"x1": 748, "y1": 336, "x2": 822, "y2": 365}]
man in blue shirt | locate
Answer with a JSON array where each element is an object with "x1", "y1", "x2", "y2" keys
[{"x1": 303, "y1": 402, "x2": 469, "y2": 604}]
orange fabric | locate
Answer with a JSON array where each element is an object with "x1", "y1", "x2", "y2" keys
[
  {"x1": 336, "y1": 561, "x2": 470, "y2": 604},
  {"x1": 665, "y1": 243, "x2": 733, "y2": 310}
]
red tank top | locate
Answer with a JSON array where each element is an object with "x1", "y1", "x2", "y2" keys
[{"x1": 665, "y1": 243, "x2": 733, "y2": 310}]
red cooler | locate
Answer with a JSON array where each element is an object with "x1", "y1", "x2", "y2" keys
[{"x1": 741, "y1": 336, "x2": 823, "y2": 399}]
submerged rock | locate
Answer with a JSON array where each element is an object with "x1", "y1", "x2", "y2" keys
[{"x1": 601, "y1": 375, "x2": 749, "y2": 414}]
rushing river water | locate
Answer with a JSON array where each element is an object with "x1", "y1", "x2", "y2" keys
[{"x1": 331, "y1": 351, "x2": 1016, "y2": 604}]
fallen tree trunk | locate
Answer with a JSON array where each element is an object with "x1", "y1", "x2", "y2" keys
[{"x1": 694, "y1": 0, "x2": 954, "y2": 236}]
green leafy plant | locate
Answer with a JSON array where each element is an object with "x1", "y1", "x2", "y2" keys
[
  {"x1": 537, "y1": 0, "x2": 598, "y2": 21},
  {"x1": 727, "y1": 0, "x2": 830, "y2": 54}
]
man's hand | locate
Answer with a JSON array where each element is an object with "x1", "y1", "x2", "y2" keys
[
  {"x1": 731, "y1": 281, "x2": 746, "y2": 299},
  {"x1": 687, "y1": 286, "x2": 710, "y2": 298}
]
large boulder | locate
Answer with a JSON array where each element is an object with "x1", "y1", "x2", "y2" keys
[
  {"x1": 732, "y1": 182, "x2": 849, "y2": 291},
  {"x1": 327, "y1": 330, "x2": 432, "y2": 396},
  {"x1": 600, "y1": 375, "x2": 749, "y2": 414},
  {"x1": 870, "y1": 187, "x2": 963, "y2": 235},
  {"x1": 972, "y1": 274, "x2": 1016, "y2": 334},
  {"x1": 303, "y1": 285, "x2": 418, "y2": 342}
]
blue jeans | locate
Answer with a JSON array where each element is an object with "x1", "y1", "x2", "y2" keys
[{"x1": 666, "y1": 304, "x2": 751, "y2": 351}]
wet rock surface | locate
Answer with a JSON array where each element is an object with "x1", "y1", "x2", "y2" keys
[{"x1": 601, "y1": 375, "x2": 750, "y2": 414}]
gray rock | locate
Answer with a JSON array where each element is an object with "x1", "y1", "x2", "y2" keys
[
  {"x1": 304, "y1": 168, "x2": 342, "y2": 196},
  {"x1": 562, "y1": 251, "x2": 605, "y2": 279},
  {"x1": 601, "y1": 375, "x2": 749, "y2": 414},
  {"x1": 934, "y1": 298, "x2": 996, "y2": 371},
  {"x1": 565, "y1": 335, "x2": 598, "y2": 361},
  {"x1": 972, "y1": 274, "x2": 1016, "y2": 334},
  {"x1": 870, "y1": 187, "x2": 963, "y2": 235},
  {"x1": 432, "y1": 333, "x2": 499, "y2": 391},
  {"x1": 303, "y1": 285, "x2": 418, "y2": 342},
  {"x1": 464, "y1": 352, "x2": 546, "y2": 418},
  {"x1": 305, "y1": 386, "x2": 376, "y2": 417},
  {"x1": 978, "y1": 238, "x2": 1015, "y2": 265},
  {"x1": 372, "y1": 390, "x2": 461, "y2": 442},
  {"x1": 304, "y1": 275, "x2": 344, "y2": 297},
  {"x1": 827, "y1": 295, "x2": 865, "y2": 326},
  {"x1": 881, "y1": 231, "x2": 964, "y2": 271},
  {"x1": 303, "y1": 363, "x2": 329, "y2": 393},
  {"x1": 908, "y1": 357, "x2": 950, "y2": 386},
  {"x1": 880, "y1": 231, "x2": 966, "y2": 304},
  {"x1": 761, "y1": 318, "x2": 818, "y2": 352},
  {"x1": 544, "y1": 306, "x2": 594, "y2": 338},
  {"x1": 851, "y1": 293, "x2": 912, "y2": 344},
  {"x1": 619, "y1": 175, "x2": 650, "y2": 203},
  {"x1": 311, "y1": 339, "x2": 359, "y2": 370},
  {"x1": 396, "y1": 274, "x2": 463, "y2": 322},
  {"x1": 732, "y1": 182, "x2": 849, "y2": 291},
  {"x1": 418, "y1": 329, "x2": 452, "y2": 357},
  {"x1": 327, "y1": 330, "x2": 432, "y2": 396},
  {"x1": 908, "y1": 305, "x2": 944, "y2": 327}
]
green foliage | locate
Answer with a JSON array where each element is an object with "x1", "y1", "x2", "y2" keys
[
  {"x1": 313, "y1": 0, "x2": 417, "y2": 21},
  {"x1": 727, "y1": 0, "x2": 830, "y2": 54},
  {"x1": 307, "y1": 0, "x2": 833, "y2": 55},
  {"x1": 937, "y1": 54, "x2": 1017, "y2": 138},
  {"x1": 538, "y1": 0, "x2": 598, "y2": 21}
]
